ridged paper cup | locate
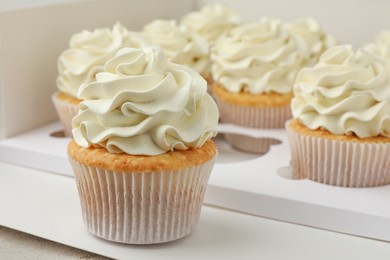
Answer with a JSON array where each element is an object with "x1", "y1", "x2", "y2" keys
[
  {"x1": 51, "y1": 91, "x2": 80, "y2": 137},
  {"x1": 215, "y1": 96, "x2": 291, "y2": 154},
  {"x1": 68, "y1": 141, "x2": 217, "y2": 244},
  {"x1": 286, "y1": 120, "x2": 390, "y2": 187}
]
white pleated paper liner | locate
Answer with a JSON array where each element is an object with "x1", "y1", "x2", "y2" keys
[
  {"x1": 68, "y1": 156, "x2": 216, "y2": 244},
  {"x1": 215, "y1": 96, "x2": 292, "y2": 153},
  {"x1": 51, "y1": 92, "x2": 79, "y2": 137},
  {"x1": 285, "y1": 120, "x2": 390, "y2": 188}
]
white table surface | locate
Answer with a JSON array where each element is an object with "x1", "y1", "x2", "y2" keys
[
  {"x1": 0, "y1": 225, "x2": 109, "y2": 259},
  {"x1": 1, "y1": 161, "x2": 390, "y2": 260}
]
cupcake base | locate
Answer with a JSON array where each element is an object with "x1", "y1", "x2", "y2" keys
[
  {"x1": 286, "y1": 119, "x2": 390, "y2": 187},
  {"x1": 213, "y1": 84, "x2": 292, "y2": 153},
  {"x1": 68, "y1": 140, "x2": 217, "y2": 244},
  {"x1": 51, "y1": 91, "x2": 81, "y2": 137}
]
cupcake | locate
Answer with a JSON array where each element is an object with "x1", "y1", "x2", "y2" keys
[
  {"x1": 68, "y1": 47, "x2": 219, "y2": 244},
  {"x1": 141, "y1": 19, "x2": 211, "y2": 85},
  {"x1": 287, "y1": 17, "x2": 337, "y2": 67},
  {"x1": 181, "y1": 4, "x2": 241, "y2": 92},
  {"x1": 211, "y1": 18, "x2": 308, "y2": 153},
  {"x1": 53, "y1": 22, "x2": 150, "y2": 136},
  {"x1": 287, "y1": 45, "x2": 390, "y2": 187}
]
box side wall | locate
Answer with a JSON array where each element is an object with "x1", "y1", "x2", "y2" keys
[
  {"x1": 0, "y1": 16, "x2": 4, "y2": 139},
  {"x1": 197, "y1": 0, "x2": 390, "y2": 47},
  {"x1": 0, "y1": 0, "x2": 82, "y2": 12},
  {"x1": 0, "y1": 0, "x2": 193, "y2": 138}
]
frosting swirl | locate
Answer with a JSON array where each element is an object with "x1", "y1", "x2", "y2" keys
[
  {"x1": 57, "y1": 22, "x2": 150, "y2": 98},
  {"x1": 72, "y1": 47, "x2": 219, "y2": 155},
  {"x1": 211, "y1": 18, "x2": 308, "y2": 94},
  {"x1": 287, "y1": 17, "x2": 337, "y2": 66},
  {"x1": 363, "y1": 30, "x2": 390, "y2": 63},
  {"x1": 375, "y1": 30, "x2": 390, "y2": 45},
  {"x1": 364, "y1": 43, "x2": 390, "y2": 64},
  {"x1": 142, "y1": 20, "x2": 210, "y2": 76},
  {"x1": 181, "y1": 4, "x2": 241, "y2": 44},
  {"x1": 292, "y1": 45, "x2": 390, "y2": 138}
]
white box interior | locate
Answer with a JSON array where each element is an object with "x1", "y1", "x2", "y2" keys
[
  {"x1": 1, "y1": 0, "x2": 390, "y2": 244},
  {"x1": 0, "y1": 0, "x2": 193, "y2": 139}
]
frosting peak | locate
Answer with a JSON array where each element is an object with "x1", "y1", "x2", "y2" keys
[
  {"x1": 375, "y1": 30, "x2": 390, "y2": 46},
  {"x1": 141, "y1": 19, "x2": 210, "y2": 76},
  {"x1": 56, "y1": 22, "x2": 150, "y2": 98},
  {"x1": 363, "y1": 30, "x2": 390, "y2": 64},
  {"x1": 287, "y1": 17, "x2": 337, "y2": 66},
  {"x1": 181, "y1": 4, "x2": 241, "y2": 44},
  {"x1": 72, "y1": 47, "x2": 219, "y2": 155},
  {"x1": 292, "y1": 45, "x2": 390, "y2": 138}
]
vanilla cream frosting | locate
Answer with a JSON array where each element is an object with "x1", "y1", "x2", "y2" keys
[
  {"x1": 72, "y1": 47, "x2": 219, "y2": 155},
  {"x1": 211, "y1": 18, "x2": 308, "y2": 94},
  {"x1": 363, "y1": 30, "x2": 390, "y2": 63},
  {"x1": 141, "y1": 20, "x2": 210, "y2": 76},
  {"x1": 292, "y1": 45, "x2": 390, "y2": 138},
  {"x1": 287, "y1": 17, "x2": 337, "y2": 66},
  {"x1": 375, "y1": 30, "x2": 390, "y2": 45},
  {"x1": 57, "y1": 22, "x2": 150, "y2": 98},
  {"x1": 181, "y1": 4, "x2": 241, "y2": 44},
  {"x1": 364, "y1": 43, "x2": 390, "y2": 64}
]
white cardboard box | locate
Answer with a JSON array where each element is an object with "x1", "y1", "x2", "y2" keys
[{"x1": 0, "y1": 0, "x2": 390, "y2": 244}]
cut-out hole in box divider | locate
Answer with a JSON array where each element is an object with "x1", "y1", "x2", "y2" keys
[{"x1": 0, "y1": 122, "x2": 390, "y2": 242}]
